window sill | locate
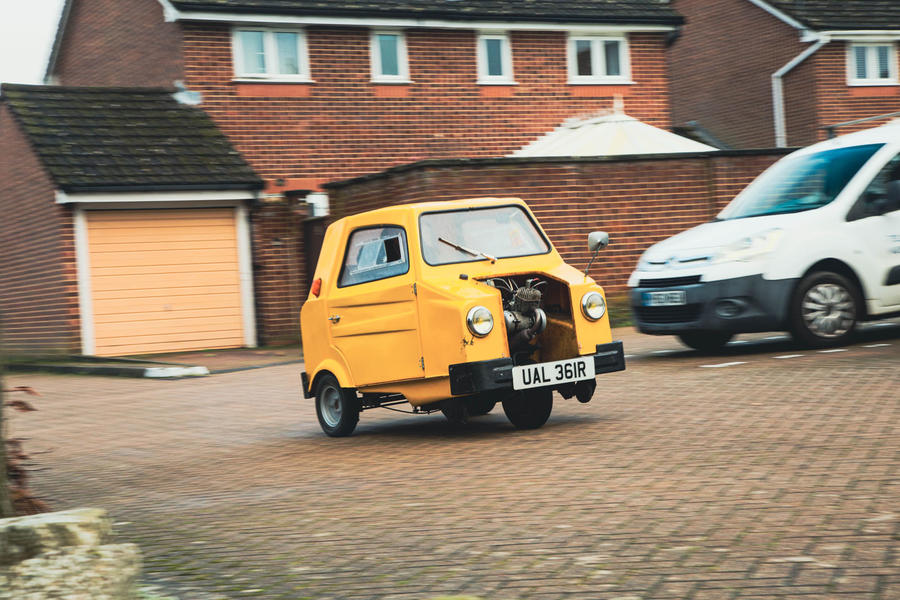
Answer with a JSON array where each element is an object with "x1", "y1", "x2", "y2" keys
[
  {"x1": 370, "y1": 79, "x2": 413, "y2": 85},
  {"x1": 847, "y1": 81, "x2": 899, "y2": 87},
  {"x1": 477, "y1": 80, "x2": 519, "y2": 86},
  {"x1": 567, "y1": 79, "x2": 635, "y2": 85},
  {"x1": 233, "y1": 77, "x2": 315, "y2": 84}
]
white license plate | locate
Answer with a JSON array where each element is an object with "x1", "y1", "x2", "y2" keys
[
  {"x1": 643, "y1": 290, "x2": 687, "y2": 307},
  {"x1": 512, "y1": 356, "x2": 595, "y2": 391}
]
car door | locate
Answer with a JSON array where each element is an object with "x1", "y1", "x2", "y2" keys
[
  {"x1": 326, "y1": 225, "x2": 425, "y2": 386},
  {"x1": 846, "y1": 152, "x2": 900, "y2": 310}
]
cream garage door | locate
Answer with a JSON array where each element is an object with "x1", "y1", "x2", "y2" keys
[{"x1": 86, "y1": 208, "x2": 246, "y2": 356}]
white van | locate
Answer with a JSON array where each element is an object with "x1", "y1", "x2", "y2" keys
[{"x1": 628, "y1": 122, "x2": 900, "y2": 351}]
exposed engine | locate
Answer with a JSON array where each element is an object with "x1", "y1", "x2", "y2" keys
[{"x1": 486, "y1": 278, "x2": 548, "y2": 354}]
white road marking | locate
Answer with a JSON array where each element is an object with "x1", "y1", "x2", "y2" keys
[
  {"x1": 818, "y1": 348, "x2": 847, "y2": 353},
  {"x1": 700, "y1": 362, "x2": 747, "y2": 368},
  {"x1": 863, "y1": 343, "x2": 891, "y2": 348},
  {"x1": 774, "y1": 354, "x2": 804, "y2": 359}
]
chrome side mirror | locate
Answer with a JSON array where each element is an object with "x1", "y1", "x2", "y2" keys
[{"x1": 588, "y1": 231, "x2": 609, "y2": 253}]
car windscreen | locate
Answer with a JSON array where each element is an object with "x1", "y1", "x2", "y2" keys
[
  {"x1": 419, "y1": 205, "x2": 550, "y2": 266},
  {"x1": 718, "y1": 143, "x2": 885, "y2": 220}
]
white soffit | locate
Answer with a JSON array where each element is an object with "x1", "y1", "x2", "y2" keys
[{"x1": 509, "y1": 112, "x2": 717, "y2": 158}]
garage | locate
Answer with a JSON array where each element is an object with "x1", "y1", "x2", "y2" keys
[{"x1": 81, "y1": 207, "x2": 252, "y2": 356}]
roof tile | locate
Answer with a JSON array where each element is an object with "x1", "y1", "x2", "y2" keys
[{"x1": 767, "y1": 0, "x2": 900, "y2": 31}]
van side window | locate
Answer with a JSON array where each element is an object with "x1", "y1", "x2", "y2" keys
[
  {"x1": 338, "y1": 226, "x2": 409, "y2": 287},
  {"x1": 848, "y1": 153, "x2": 900, "y2": 221}
]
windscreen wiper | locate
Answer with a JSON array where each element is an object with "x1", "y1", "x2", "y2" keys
[{"x1": 438, "y1": 237, "x2": 497, "y2": 264}]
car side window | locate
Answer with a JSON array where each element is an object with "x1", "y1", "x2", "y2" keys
[
  {"x1": 848, "y1": 153, "x2": 900, "y2": 221},
  {"x1": 338, "y1": 226, "x2": 409, "y2": 287}
]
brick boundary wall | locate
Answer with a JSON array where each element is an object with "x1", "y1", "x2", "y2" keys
[
  {"x1": 323, "y1": 150, "x2": 792, "y2": 298},
  {"x1": 0, "y1": 105, "x2": 80, "y2": 354}
]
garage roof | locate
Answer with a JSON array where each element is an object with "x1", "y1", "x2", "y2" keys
[
  {"x1": 766, "y1": 0, "x2": 900, "y2": 31},
  {"x1": 1, "y1": 84, "x2": 263, "y2": 193},
  {"x1": 166, "y1": 0, "x2": 684, "y2": 25}
]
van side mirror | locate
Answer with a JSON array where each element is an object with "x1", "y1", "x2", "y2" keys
[{"x1": 588, "y1": 231, "x2": 610, "y2": 253}]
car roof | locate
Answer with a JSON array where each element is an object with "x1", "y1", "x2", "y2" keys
[
  {"x1": 337, "y1": 197, "x2": 529, "y2": 227},
  {"x1": 795, "y1": 120, "x2": 900, "y2": 156}
]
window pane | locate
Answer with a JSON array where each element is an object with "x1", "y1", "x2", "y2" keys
[
  {"x1": 339, "y1": 227, "x2": 409, "y2": 287},
  {"x1": 576, "y1": 40, "x2": 592, "y2": 76},
  {"x1": 877, "y1": 45, "x2": 890, "y2": 79},
  {"x1": 604, "y1": 40, "x2": 621, "y2": 76},
  {"x1": 485, "y1": 38, "x2": 504, "y2": 77},
  {"x1": 378, "y1": 34, "x2": 400, "y2": 76},
  {"x1": 854, "y1": 46, "x2": 868, "y2": 79},
  {"x1": 239, "y1": 31, "x2": 266, "y2": 74},
  {"x1": 275, "y1": 32, "x2": 300, "y2": 74}
]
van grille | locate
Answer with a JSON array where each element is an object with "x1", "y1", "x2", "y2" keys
[
  {"x1": 634, "y1": 304, "x2": 702, "y2": 324},
  {"x1": 638, "y1": 275, "x2": 702, "y2": 288}
]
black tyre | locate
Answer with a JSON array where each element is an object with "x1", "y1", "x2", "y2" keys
[
  {"x1": 789, "y1": 271, "x2": 861, "y2": 348},
  {"x1": 314, "y1": 373, "x2": 360, "y2": 437},
  {"x1": 466, "y1": 394, "x2": 496, "y2": 416},
  {"x1": 502, "y1": 387, "x2": 553, "y2": 430},
  {"x1": 677, "y1": 331, "x2": 734, "y2": 353}
]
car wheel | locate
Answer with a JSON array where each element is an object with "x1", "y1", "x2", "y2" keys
[
  {"x1": 466, "y1": 394, "x2": 496, "y2": 416},
  {"x1": 789, "y1": 271, "x2": 860, "y2": 348},
  {"x1": 315, "y1": 373, "x2": 359, "y2": 437},
  {"x1": 502, "y1": 387, "x2": 553, "y2": 430},
  {"x1": 677, "y1": 331, "x2": 734, "y2": 353}
]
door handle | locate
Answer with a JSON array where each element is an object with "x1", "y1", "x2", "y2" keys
[{"x1": 328, "y1": 315, "x2": 341, "y2": 323}]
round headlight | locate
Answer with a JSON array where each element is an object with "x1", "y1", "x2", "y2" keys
[
  {"x1": 581, "y1": 292, "x2": 606, "y2": 321},
  {"x1": 466, "y1": 306, "x2": 494, "y2": 337}
]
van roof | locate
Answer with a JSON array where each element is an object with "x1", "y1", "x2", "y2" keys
[{"x1": 798, "y1": 120, "x2": 900, "y2": 155}]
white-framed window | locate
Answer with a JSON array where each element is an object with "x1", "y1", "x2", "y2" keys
[
  {"x1": 232, "y1": 28, "x2": 311, "y2": 81},
  {"x1": 847, "y1": 42, "x2": 898, "y2": 85},
  {"x1": 370, "y1": 30, "x2": 410, "y2": 83},
  {"x1": 567, "y1": 34, "x2": 631, "y2": 84},
  {"x1": 477, "y1": 31, "x2": 515, "y2": 84}
]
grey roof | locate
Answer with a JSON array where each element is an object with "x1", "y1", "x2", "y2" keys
[
  {"x1": 1, "y1": 85, "x2": 262, "y2": 193},
  {"x1": 767, "y1": 0, "x2": 900, "y2": 31},
  {"x1": 168, "y1": 0, "x2": 684, "y2": 25}
]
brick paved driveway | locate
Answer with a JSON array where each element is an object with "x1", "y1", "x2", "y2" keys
[{"x1": 7, "y1": 324, "x2": 900, "y2": 600}]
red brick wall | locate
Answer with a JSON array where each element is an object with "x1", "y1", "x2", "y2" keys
[
  {"x1": 0, "y1": 105, "x2": 80, "y2": 355},
  {"x1": 184, "y1": 24, "x2": 673, "y2": 190},
  {"x1": 52, "y1": 0, "x2": 183, "y2": 87},
  {"x1": 325, "y1": 151, "x2": 789, "y2": 295},
  {"x1": 669, "y1": 0, "x2": 807, "y2": 148},
  {"x1": 810, "y1": 42, "x2": 900, "y2": 138}
]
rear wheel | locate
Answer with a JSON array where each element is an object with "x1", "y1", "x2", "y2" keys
[
  {"x1": 502, "y1": 387, "x2": 553, "y2": 430},
  {"x1": 789, "y1": 271, "x2": 860, "y2": 348},
  {"x1": 677, "y1": 331, "x2": 733, "y2": 353},
  {"x1": 315, "y1": 374, "x2": 359, "y2": 437}
]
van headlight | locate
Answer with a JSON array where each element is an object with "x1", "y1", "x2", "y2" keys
[
  {"x1": 466, "y1": 306, "x2": 494, "y2": 337},
  {"x1": 581, "y1": 292, "x2": 606, "y2": 321},
  {"x1": 712, "y1": 228, "x2": 783, "y2": 264}
]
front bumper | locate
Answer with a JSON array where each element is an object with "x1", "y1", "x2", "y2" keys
[
  {"x1": 448, "y1": 341, "x2": 626, "y2": 396},
  {"x1": 631, "y1": 274, "x2": 796, "y2": 335}
]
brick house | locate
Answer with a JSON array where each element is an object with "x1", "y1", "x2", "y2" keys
[
  {"x1": 670, "y1": 0, "x2": 900, "y2": 149},
  {"x1": 4, "y1": 0, "x2": 686, "y2": 354}
]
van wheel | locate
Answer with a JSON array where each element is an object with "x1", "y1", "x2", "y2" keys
[
  {"x1": 502, "y1": 388, "x2": 552, "y2": 430},
  {"x1": 790, "y1": 271, "x2": 860, "y2": 348},
  {"x1": 315, "y1": 374, "x2": 359, "y2": 437},
  {"x1": 677, "y1": 331, "x2": 733, "y2": 353}
]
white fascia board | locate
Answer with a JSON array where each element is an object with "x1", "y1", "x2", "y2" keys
[
  {"x1": 56, "y1": 189, "x2": 257, "y2": 204},
  {"x1": 744, "y1": 0, "x2": 808, "y2": 32},
  {"x1": 163, "y1": 8, "x2": 676, "y2": 33},
  {"x1": 73, "y1": 207, "x2": 95, "y2": 356},
  {"x1": 822, "y1": 31, "x2": 900, "y2": 42}
]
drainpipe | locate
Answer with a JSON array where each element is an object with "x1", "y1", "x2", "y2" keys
[{"x1": 771, "y1": 35, "x2": 828, "y2": 147}]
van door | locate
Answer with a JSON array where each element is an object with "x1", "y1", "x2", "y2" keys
[
  {"x1": 846, "y1": 153, "x2": 900, "y2": 310},
  {"x1": 326, "y1": 225, "x2": 425, "y2": 386}
]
